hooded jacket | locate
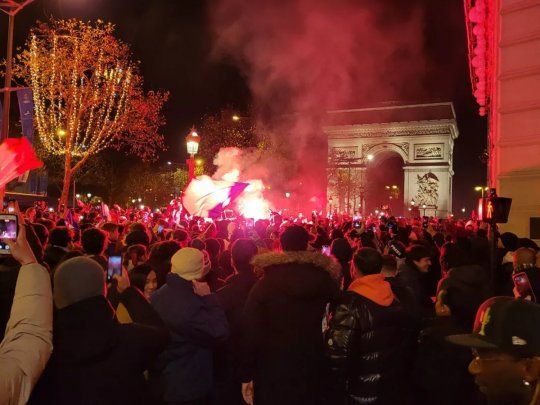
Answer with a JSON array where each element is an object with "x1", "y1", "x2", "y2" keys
[
  {"x1": 241, "y1": 250, "x2": 341, "y2": 405},
  {"x1": 325, "y1": 274, "x2": 415, "y2": 405}
]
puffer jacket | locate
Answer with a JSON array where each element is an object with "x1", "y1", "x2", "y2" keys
[{"x1": 325, "y1": 276, "x2": 415, "y2": 405}]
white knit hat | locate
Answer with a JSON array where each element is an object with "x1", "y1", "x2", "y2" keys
[{"x1": 171, "y1": 247, "x2": 211, "y2": 281}]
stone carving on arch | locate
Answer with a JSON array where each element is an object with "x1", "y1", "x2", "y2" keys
[{"x1": 362, "y1": 142, "x2": 410, "y2": 163}]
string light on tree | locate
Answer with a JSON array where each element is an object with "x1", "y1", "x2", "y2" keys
[{"x1": 15, "y1": 19, "x2": 168, "y2": 206}]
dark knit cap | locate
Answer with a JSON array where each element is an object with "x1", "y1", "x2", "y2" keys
[{"x1": 500, "y1": 232, "x2": 519, "y2": 251}]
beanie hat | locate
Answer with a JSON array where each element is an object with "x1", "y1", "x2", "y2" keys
[
  {"x1": 171, "y1": 247, "x2": 211, "y2": 281},
  {"x1": 54, "y1": 257, "x2": 105, "y2": 309},
  {"x1": 500, "y1": 232, "x2": 519, "y2": 251}
]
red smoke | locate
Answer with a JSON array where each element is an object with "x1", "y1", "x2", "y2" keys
[{"x1": 210, "y1": 0, "x2": 426, "y2": 209}]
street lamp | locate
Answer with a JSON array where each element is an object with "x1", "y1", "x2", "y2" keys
[
  {"x1": 474, "y1": 186, "x2": 489, "y2": 199},
  {"x1": 186, "y1": 126, "x2": 200, "y2": 182},
  {"x1": 232, "y1": 115, "x2": 240, "y2": 122},
  {"x1": 86, "y1": 193, "x2": 92, "y2": 198}
]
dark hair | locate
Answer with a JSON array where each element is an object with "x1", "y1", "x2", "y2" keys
[
  {"x1": 172, "y1": 229, "x2": 189, "y2": 243},
  {"x1": 125, "y1": 230, "x2": 150, "y2": 247},
  {"x1": 353, "y1": 247, "x2": 383, "y2": 276},
  {"x1": 189, "y1": 238, "x2": 206, "y2": 251},
  {"x1": 82, "y1": 228, "x2": 108, "y2": 255},
  {"x1": 49, "y1": 227, "x2": 72, "y2": 248},
  {"x1": 405, "y1": 245, "x2": 431, "y2": 269},
  {"x1": 205, "y1": 238, "x2": 221, "y2": 261},
  {"x1": 148, "y1": 240, "x2": 181, "y2": 287},
  {"x1": 231, "y1": 238, "x2": 258, "y2": 273},
  {"x1": 280, "y1": 225, "x2": 309, "y2": 252},
  {"x1": 381, "y1": 254, "x2": 397, "y2": 271},
  {"x1": 101, "y1": 222, "x2": 119, "y2": 234},
  {"x1": 330, "y1": 238, "x2": 353, "y2": 265},
  {"x1": 30, "y1": 222, "x2": 49, "y2": 250},
  {"x1": 440, "y1": 242, "x2": 469, "y2": 271},
  {"x1": 129, "y1": 264, "x2": 153, "y2": 293}
]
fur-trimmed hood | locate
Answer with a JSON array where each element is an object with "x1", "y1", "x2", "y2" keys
[{"x1": 251, "y1": 250, "x2": 342, "y2": 280}]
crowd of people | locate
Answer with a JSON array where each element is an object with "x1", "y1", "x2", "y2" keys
[{"x1": 1, "y1": 200, "x2": 540, "y2": 405}]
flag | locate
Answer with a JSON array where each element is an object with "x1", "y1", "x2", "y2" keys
[
  {"x1": 0, "y1": 137, "x2": 43, "y2": 188},
  {"x1": 182, "y1": 175, "x2": 249, "y2": 218}
]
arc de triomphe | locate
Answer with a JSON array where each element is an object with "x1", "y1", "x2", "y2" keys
[{"x1": 325, "y1": 102, "x2": 459, "y2": 217}]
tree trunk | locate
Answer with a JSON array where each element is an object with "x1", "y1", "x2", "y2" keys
[{"x1": 60, "y1": 168, "x2": 71, "y2": 208}]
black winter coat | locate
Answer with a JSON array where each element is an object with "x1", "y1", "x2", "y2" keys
[
  {"x1": 325, "y1": 292, "x2": 415, "y2": 405},
  {"x1": 30, "y1": 288, "x2": 169, "y2": 405},
  {"x1": 215, "y1": 270, "x2": 259, "y2": 404},
  {"x1": 397, "y1": 262, "x2": 434, "y2": 319},
  {"x1": 241, "y1": 250, "x2": 341, "y2": 405},
  {"x1": 413, "y1": 317, "x2": 483, "y2": 405}
]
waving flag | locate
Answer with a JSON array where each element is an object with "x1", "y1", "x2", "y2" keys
[
  {"x1": 0, "y1": 137, "x2": 43, "y2": 187},
  {"x1": 182, "y1": 175, "x2": 249, "y2": 218}
]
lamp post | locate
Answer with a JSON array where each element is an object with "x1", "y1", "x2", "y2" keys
[
  {"x1": 474, "y1": 186, "x2": 489, "y2": 199},
  {"x1": 0, "y1": 0, "x2": 35, "y2": 203},
  {"x1": 185, "y1": 126, "x2": 200, "y2": 182}
]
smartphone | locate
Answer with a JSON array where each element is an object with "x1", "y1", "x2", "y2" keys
[
  {"x1": 353, "y1": 220, "x2": 361, "y2": 229},
  {"x1": 513, "y1": 272, "x2": 536, "y2": 302},
  {"x1": 321, "y1": 245, "x2": 331, "y2": 256},
  {"x1": 157, "y1": 225, "x2": 164, "y2": 234},
  {"x1": 107, "y1": 256, "x2": 122, "y2": 282},
  {"x1": 0, "y1": 214, "x2": 18, "y2": 254}
]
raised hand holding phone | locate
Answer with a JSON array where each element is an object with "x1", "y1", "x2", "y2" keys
[{"x1": 1, "y1": 215, "x2": 36, "y2": 265}]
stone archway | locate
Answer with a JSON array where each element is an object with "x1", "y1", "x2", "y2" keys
[{"x1": 325, "y1": 103, "x2": 458, "y2": 217}]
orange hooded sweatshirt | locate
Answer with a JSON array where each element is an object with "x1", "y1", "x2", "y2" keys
[{"x1": 348, "y1": 274, "x2": 394, "y2": 307}]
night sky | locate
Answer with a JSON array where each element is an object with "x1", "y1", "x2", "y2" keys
[{"x1": 1, "y1": 0, "x2": 486, "y2": 211}]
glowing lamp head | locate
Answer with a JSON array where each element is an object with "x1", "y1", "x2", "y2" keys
[
  {"x1": 392, "y1": 185, "x2": 398, "y2": 190},
  {"x1": 474, "y1": 186, "x2": 482, "y2": 191},
  {"x1": 232, "y1": 115, "x2": 240, "y2": 121},
  {"x1": 422, "y1": 204, "x2": 426, "y2": 209},
  {"x1": 462, "y1": 208, "x2": 466, "y2": 213},
  {"x1": 76, "y1": 194, "x2": 80, "y2": 199},
  {"x1": 367, "y1": 154, "x2": 374, "y2": 161},
  {"x1": 411, "y1": 200, "x2": 415, "y2": 205},
  {"x1": 138, "y1": 198, "x2": 142, "y2": 202},
  {"x1": 87, "y1": 193, "x2": 92, "y2": 198},
  {"x1": 139, "y1": 204, "x2": 145, "y2": 210},
  {"x1": 131, "y1": 199, "x2": 136, "y2": 203},
  {"x1": 186, "y1": 127, "x2": 200, "y2": 156},
  {"x1": 167, "y1": 161, "x2": 172, "y2": 165},
  {"x1": 285, "y1": 192, "x2": 291, "y2": 198}
]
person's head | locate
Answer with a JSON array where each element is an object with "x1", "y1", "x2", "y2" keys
[
  {"x1": 499, "y1": 232, "x2": 519, "y2": 252},
  {"x1": 440, "y1": 242, "x2": 469, "y2": 274},
  {"x1": 381, "y1": 254, "x2": 397, "y2": 277},
  {"x1": 129, "y1": 264, "x2": 157, "y2": 299},
  {"x1": 172, "y1": 229, "x2": 190, "y2": 247},
  {"x1": 352, "y1": 247, "x2": 383, "y2": 278},
  {"x1": 25, "y1": 207, "x2": 36, "y2": 222},
  {"x1": 170, "y1": 247, "x2": 211, "y2": 282},
  {"x1": 53, "y1": 257, "x2": 106, "y2": 309},
  {"x1": 231, "y1": 238, "x2": 258, "y2": 273},
  {"x1": 330, "y1": 238, "x2": 353, "y2": 265},
  {"x1": 405, "y1": 244, "x2": 432, "y2": 273},
  {"x1": 81, "y1": 228, "x2": 108, "y2": 256},
  {"x1": 125, "y1": 230, "x2": 150, "y2": 248},
  {"x1": 280, "y1": 225, "x2": 309, "y2": 252},
  {"x1": 49, "y1": 226, "x2": 72, "y2": 248},
  {"x1": 31, "y1": 222, "x2": 49, "y2": 248},
  {"x1": 513, "y1": 247, "x2": 536, "y2": 272},
  {"x1": 101, "y1": 222, "x2": 119, "y2": 242},
  {"x1": 148, "y1": 240, "x2": 182, "y2": 287},
  {"x1": 189, "y1": 238, "x2": 206, "y2": 251},
  {"x1": 127, "y1": 244, "x2": 147, "y2": 265},
  {"x1": 204, "y1": 238, "x2": 221, "y2": 263},
  {"x1": 448, "y1": 297, "x2": 540, "y2": 404}
]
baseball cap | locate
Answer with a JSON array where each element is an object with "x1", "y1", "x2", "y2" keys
[{"x1": 447, "y1": 296, "x2": 540, "y2": 358}]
